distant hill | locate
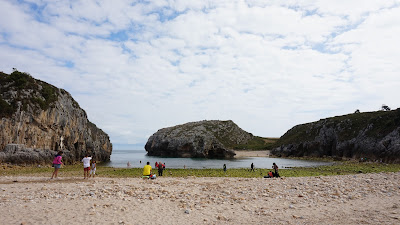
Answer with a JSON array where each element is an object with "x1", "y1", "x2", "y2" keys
[
  {"x1": 272, "y1": 109, "x2": 400, "y2": 163},
  {"x1": 0, "y1": 70, "x2": 112, "y2": 164},
  {"x1": 145, "y1": 120, "x2": 273, "y2": 158}
]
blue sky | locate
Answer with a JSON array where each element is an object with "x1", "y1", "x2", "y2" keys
[{"x1": 1, "y1": 0, "x2": 400, "y2": 150}]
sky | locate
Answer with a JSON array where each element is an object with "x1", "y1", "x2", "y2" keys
[{"x1": 1, "y1": 0, "x2": 400, "y2": 150}]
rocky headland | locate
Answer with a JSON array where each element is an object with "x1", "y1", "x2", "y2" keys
[
  {"x1": 272, "y1": 109, "x2": 400, "y2": 163},
  {"x1": 0, "y1": 70, "x2": 112, "y2": 164},
  {"x1": 145, "y1": 120, "x2": 266, "y2": 158}
]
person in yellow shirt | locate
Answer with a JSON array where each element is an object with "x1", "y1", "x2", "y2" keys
[{"x1": 143, "y1": 161, "x2": 152, "y2": 176}]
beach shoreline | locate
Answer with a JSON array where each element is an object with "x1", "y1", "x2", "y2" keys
[
  {"x1": 1, "y1": 172, "x2": 399, "y2": 224},
  {"x1": 234, "y1": 150, "x2": 270, "y2": 158}
]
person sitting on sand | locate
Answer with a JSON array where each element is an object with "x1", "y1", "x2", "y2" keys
[
  {"x1": 264, "y1": 171, "x2": 274, "y2": 178},
  {"x1": 143, "y1": 162, "x2": 152, "y2": 176},
  {"x1": 272, "y1": 162, "x2": 280, "y2": 177},
  {"x1": 51, "y1": 151, "x2": 63, "y2": 179}
]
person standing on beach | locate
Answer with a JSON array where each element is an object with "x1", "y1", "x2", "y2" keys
[
  {"x1": 143, "y1": 162, "x2": 152, "y2": 176},
  {"x1": 158, "y1": 162, "x2": 164, "y2": 176},
  {"x1": 89, "y1": 160, "x2": 96, "y2": 178},
  {"x1": 82, "y1": 154, "x2": 92, "y2": 179},
  {"x1": 272, "y1": 162, "x2": 280, "y2": 177},
  {"x1": 51, "y1": 151, "x2": 63, "y2": 179},
  {"x1": 251, "y1": 163, "x2": 255, "y2": 172},
  {"x1": 223, "y1": 164, "x2": 227, "y2": 172}
]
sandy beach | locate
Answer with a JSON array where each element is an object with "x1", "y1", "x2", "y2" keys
[
  {"x1": 234, "y1": 150, "x2": 270, "y2": 158},
  {"x1": 0, "y1": 172, "x2": 399, "y2": 225}
]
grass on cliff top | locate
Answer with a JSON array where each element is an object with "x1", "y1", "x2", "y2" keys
[
  {"x1": 232, "y1": 137, "x2": 279, "y2": 150},
  {"x1": 276, "y1": 109, "x2": 400, "y2": 146},
  {"x1": 1, "y1": 162, "x2": 399, "y2": 178},
  {"x1": 0, "y1": 70, "x2": 59, "y2": 117}
]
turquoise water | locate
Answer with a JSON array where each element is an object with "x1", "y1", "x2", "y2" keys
[{"x1": 103, "y1": 150, "x2": 331, "y2": 169}]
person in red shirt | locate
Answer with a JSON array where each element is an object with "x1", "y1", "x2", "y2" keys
[{"x1": 158, "y1": 162, "x2": 164, "y2": 176}]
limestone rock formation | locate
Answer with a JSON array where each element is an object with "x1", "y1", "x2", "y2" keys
[
  {"x1": 145, "y1": 120, "x2": 255, "y2": 158},
  {"x1": 0, "y1": 70, "x2": 112, "y2": 164},
  {"x1": 272, "y1": 109, "x2": 400, "y2": 163}
]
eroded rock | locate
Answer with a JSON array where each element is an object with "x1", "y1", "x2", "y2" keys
[{"x1": 145, "y1": 120, "x2": 254, "y2": 158}]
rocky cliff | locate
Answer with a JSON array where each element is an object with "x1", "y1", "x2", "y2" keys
[
  {"x1": 272, "y1": 109, "x2": 400, "y2": 163},
  {"x1": 145, "y1": 120, "x2": 257, "y2": 158},
  {"x1": 0, "y1": 70, "x2": 112, "y2": 164}
]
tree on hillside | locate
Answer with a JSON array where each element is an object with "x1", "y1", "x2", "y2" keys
[{"x1": 381, "y1": 104, "x2": 391, "y2": 111}]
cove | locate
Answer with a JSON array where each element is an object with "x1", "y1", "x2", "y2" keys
[{"x1": 103, "y1": 150, "x2": 332, "y2": 169}]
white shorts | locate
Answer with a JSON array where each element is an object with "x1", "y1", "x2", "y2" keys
[{"x1": 90, "y1": 168, "x2": 96, "y2": 174}]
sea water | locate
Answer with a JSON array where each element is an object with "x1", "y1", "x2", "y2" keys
[{"x1": 103, "y1": 150, "x2": 331, "y2": 169}]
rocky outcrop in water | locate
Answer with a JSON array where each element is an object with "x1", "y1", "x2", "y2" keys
[
  {"x1": 272, "y1": 109, "x2": 400, "y2": 163},
  {"x1": 0, "y1": 71, "x2": 112, "y2": 164},
  {"x1": 145, "y1": 120, "x2": 256, "y2": 158}
]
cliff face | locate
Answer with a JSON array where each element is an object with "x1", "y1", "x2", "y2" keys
[
  {"x1": 0, "y1": 71, "x2": 112, "y2": 164},
  {"x1": 145, "y1": 120, "x2": 255, "y2": 158},
  {"x1": 272, "y1": 109, "x2": 400, "y2": 163}
]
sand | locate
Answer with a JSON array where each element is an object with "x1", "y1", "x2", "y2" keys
[
  {"x1": 0, "y1": 172, "x2": 399, "y2": 225},
  {"x1": 234, "y1": 150, "x2": 270, "y2": 158}
]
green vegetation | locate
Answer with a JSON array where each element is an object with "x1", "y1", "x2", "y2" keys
[
  {"x1": 0, "y1": 70, "x2": 59, "y2": 116},
  {"x1": 205, "y1": 121, "x2": 278, "y2": 150},
  {"x1": 233, "y1": 137, "x2": 279, "y2": 150},
  {"x1": 281, "y1": 162, "x2": 400, "y2": 177},
  {"x1": 2, "y1": 162, "x2": 399, "y2": 178},
  {"x1": 39, "y1": 83, "x2": 58, "y2": 110},
  {"x1": 7, "y1": 70, "x2": 36, "y2": 89},
  {"x1": 29, "y1": 82, "x2": 58, "y2": 110},
  {"x1": 165, "y1": 120, "x2": 279, "y2": 150},
  {"x1": 0, "y1": 96, "x2": 14, "y2": 117},
  {"x1": 276, "y1": 109, "x2": 400, "y2": 146}
]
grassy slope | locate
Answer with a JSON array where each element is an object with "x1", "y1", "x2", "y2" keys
[
  {"x1": 1, "y1": 162, "x2": 399, "y2": 178},
  {"x1": 276, "y1": 109, "x2": 400, "y2": 146},
  {"x1": 232, "y1": 137, "x2": 279, "y2": 150}
]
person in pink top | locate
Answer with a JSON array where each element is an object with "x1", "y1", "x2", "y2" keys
[{"x1": 51, "y1": 151, "x2": 63, "y2": 179}]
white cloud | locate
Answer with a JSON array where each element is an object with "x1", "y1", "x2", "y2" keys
[{"x1": 1, "y1": 0, "x2": 399, "y2": 146}]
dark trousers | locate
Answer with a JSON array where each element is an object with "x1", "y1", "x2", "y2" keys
[{"x1": 158, "y1": 169, "x2": 163, "y2": 176}]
